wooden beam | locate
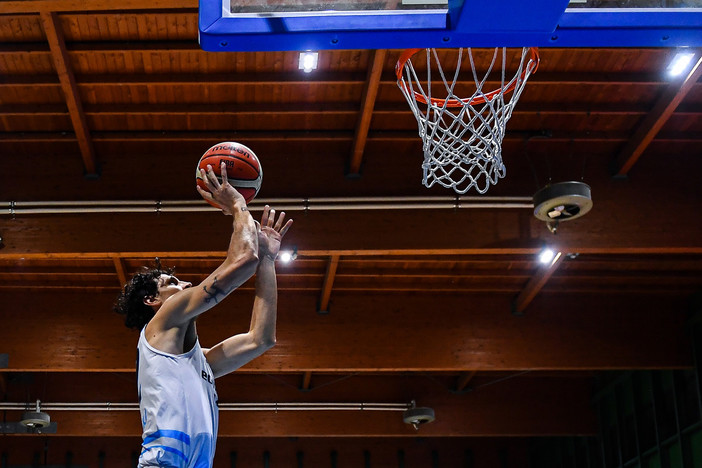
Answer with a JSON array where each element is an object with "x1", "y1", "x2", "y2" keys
[
  {"x1": 99, "y1": 130, "x2": 353, "y2": 142},
  {"x1": 1, "y1": 275, "x2": 699, "y2": 295},
  {"x1": 0, "y1": 130, "x2": 353, "y2": 143},
  {"x1": 0, "y1": 377, "x2": 596, "y2": 436},
  {"x1": 10, "y1": 128, "x2": 701, "y2": 144},
  {"x1": 9, "y1": 101, "x2": 702, "y2": 119},
  {"x1": 0, "y1": 42, "x2": 50, "y2": 53},
  {"x1": 0, "y1": 129, "x2": 638, "y2": 144},
  {"x1": 0, "y1": 290, "x2": 691, "y2": 371},
  {"x1": 0, "y1": 71, "x2": 367, "y2": 86},
  {"x1": 348, "y1": 49, "x2": 387, "y2": 176},
  {"x1": 0, "y1": 101, "x2": 673, "y2": 117},
  {"x1": 2, "y1": 196, "x2": 702, "y2": 255},
  {"x1": 0, "y1": 0, "x2": 197, "y2": 13},
  {"x1": 84, "y1": 102, "x2": 360, "y2": 115},
  {"x1": 455, "y1": 371, "x2": 477, "y2": 393},
  {"x1": 0, "y1": 74, "x2": 59, "y2": 86},
  {"x1": 111, "y1": 254, "x2": 127, "y2": 287},
  {"x1": 4, "y1": 246, "x2": 702, "y2": 262},
  {"x1": 612, "y1": 53, "x2": 702, "y2": 177},
  {"x1": 109, "y1": 102, "x2": 693, "y2": 117},
  {"x1": 300, "y1": 371, "x2": 312, "y2": 391},
  {"x1": 0, "y1": 104, "x2": 68, "y2": 116},
  {"x1": 318, "y1": 255, "x2": 340, "y2": 314},
  {"x1": 0, "y1": 371, "x2": 590, "y2": 404},
  {"x1": 512, "y1": 251, "x2": 565, "y2": 315},
  {"x1": 0, "y1": 68, "x2": 670, "y2": 87},
  {"x1": 39, "y1": 11, "x2": 98, "y2": 176}
]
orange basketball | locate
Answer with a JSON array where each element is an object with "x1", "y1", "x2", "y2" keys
[{"x1": 196, "y1": 142, "x2": 262, "y2": 207}]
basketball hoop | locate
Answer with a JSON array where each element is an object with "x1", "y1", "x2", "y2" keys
[{"x1": 396, "y1": 47, "x2": 539, "y2": 194}]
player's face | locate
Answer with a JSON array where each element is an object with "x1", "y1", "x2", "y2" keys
[{"x1": 155, "y1": 274, "x2": 192, "y2": 301}]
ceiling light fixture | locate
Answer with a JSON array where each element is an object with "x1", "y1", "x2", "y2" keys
[
  {"x1": 279, "y1": 248, "x2": 298, "y2": 263},
  {"x1": 299, "y1": 51, "x2": 318, "y2": 73},
  {"x1": 667, "y1": 50, "x2": 696, "y2": 77},
  {"x1": 538, "y1": 248, "x2": 556, "y2": 265}
]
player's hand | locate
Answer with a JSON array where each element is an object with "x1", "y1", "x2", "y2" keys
[
  {"x1": 196, "y1": 162, "x2": 246, "y2": 215},
  {"x1": 258, "y1": 205, "x2": 293, "y2": 261}
]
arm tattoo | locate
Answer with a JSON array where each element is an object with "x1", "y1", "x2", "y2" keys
[{"x1": 203, "y1": 276, "x2": 226, "y2": 304}]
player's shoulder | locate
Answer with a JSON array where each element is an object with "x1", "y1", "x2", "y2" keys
[{"x1": 142, "y1": 320, "x2": 189, "y2": 355}]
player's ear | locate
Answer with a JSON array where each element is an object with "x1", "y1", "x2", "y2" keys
[{"x1": 143, "y1": 295, "x2": 161, "y2": 307}]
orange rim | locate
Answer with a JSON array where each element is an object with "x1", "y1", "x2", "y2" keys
[{"x1": 395, "y1": 47, "x2": 540, "y2": 108}]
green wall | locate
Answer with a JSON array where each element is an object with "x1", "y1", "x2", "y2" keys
[{"x1": 530, "y1": 318, "x2": 702, "y2": 468}]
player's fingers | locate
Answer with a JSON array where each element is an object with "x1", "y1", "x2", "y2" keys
[
  {"x1": 220, "y1": 161, "x2": 228, "y2": 186},
  {"x1": 196, "y1": 186, "x2": 219, "y2": 206},
  {"x1": 274, "y1": 211, "x2": 286, "y2": 231},
  {"x1": 199, "y1": 169, "x2": 210, "y2": 186},
  {"x1": 206, "y1": 164, "x2": 220, "y2": 188},
  {"x1": 279, "y1": 219, "x2": 293, "y2": 237},
  {"x1": 261, "y1": 205, "x2": 270, "y2": 226},
  {"x1": 196, "y1": 185, "x2": 211, "y2": 199},
  {"x1": 267, "y1": 209, "x2": 275, "y2": 227}
]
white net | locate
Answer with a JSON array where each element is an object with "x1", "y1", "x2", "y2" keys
[{"x1": 396, "y1": 47, "x2": 539, "y2": 194}]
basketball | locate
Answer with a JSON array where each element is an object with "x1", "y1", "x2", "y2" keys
[{"x1": 196, "y1": 142, "x2": 262, "y2": 206}]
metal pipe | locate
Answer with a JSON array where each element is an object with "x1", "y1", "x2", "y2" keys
[
  {"x1": 1, "y1": 196, "x2": 533, "y2": 216},
  {"x1": 0, "y1": 402, "x2": 410, "y2": 412}
]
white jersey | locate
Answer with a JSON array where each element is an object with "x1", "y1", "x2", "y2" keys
[{"x1": 137, "y1": 329, "x2": 219, "y2": 468}]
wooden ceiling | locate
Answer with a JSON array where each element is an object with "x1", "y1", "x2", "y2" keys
[{"x1": 1, "y1": 1, "x2": 702, "y2": 465}]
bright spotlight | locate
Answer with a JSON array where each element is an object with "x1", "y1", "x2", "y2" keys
[
  {"x1": 668, "y1": 51, "x2": 695, "y2": 77},
  {"x1": 279, "y1": 249, "x2": 297, "y2": 263},
  {"x1": 299, "y1": 51, "x2": 319, "y2": 73},
  {"x1": 539, "y1": 248, "x2": 556, "y2": 265}
]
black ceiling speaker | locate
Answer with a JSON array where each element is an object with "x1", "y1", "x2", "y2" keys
[{"x1": 533, "y1": 181, "x2": 593, "y2": 234}]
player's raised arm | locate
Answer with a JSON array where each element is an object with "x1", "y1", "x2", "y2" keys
[
  {"x1": 204, "y1": 205, "x2": 293, "y2": 377},
  {"x1": 145, "y1": 161, "x2": 260, "y2": 330}
]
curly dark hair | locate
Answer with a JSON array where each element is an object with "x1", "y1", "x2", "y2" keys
[{"x1": 114, "y1": 266, "x2": 174, "y2": 330}]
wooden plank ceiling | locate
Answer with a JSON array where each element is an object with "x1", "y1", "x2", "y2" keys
[{"x1": 0, "y1": 0, "x2": 701, "y2": 463}]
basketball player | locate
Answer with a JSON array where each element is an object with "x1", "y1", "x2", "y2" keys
[{"x1": 114, "y1": 162, "x2": 293, "y2": 468}]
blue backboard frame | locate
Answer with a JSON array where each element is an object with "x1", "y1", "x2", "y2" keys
[{"x1": 199, "y1": 0, "x2": 702, "y2": 51}]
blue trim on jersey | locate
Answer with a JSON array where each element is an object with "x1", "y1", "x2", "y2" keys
[
  {"x1": 140, "y1": 445, "x2": 189, "y2": 464},
  {"x1": 192, "y1": 447, "x2": 212, "y2": 468},
  {"x1": 144, "y1": 429, "x2": 191, "y2": 445}
]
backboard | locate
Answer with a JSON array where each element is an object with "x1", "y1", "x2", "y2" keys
[{"x1": 199, "y1": 0, "x2": 702, "y2": 51}]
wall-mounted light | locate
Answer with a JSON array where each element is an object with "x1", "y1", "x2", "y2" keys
[
  {"x1": 299, "y1": 51, "x2": 318, "y2": 73},
  {"x1": 667, "y1": 50, "x2": 696, "y2": 77}
]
